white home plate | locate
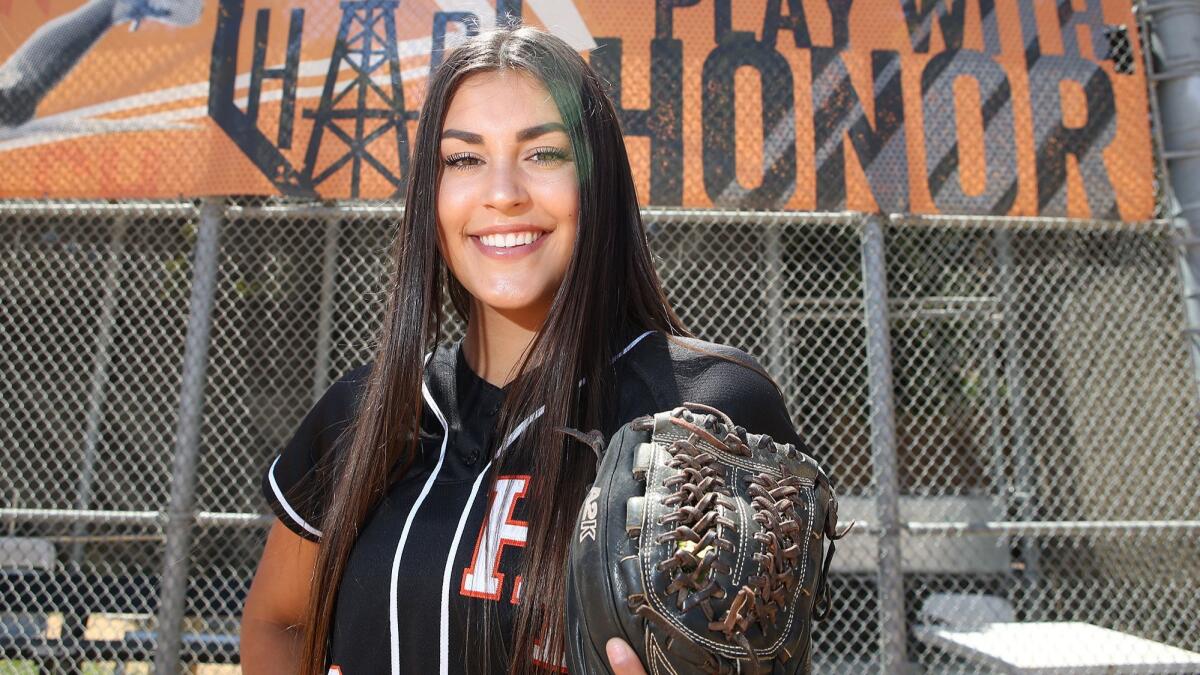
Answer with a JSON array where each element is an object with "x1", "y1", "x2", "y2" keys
[{"x1": 914, "y1": 622, "x2": 1200, "y2": 674}]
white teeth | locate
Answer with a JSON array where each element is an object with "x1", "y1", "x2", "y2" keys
[{"x1": 480, "y1": 231, "x2": 542, "y2": 248}]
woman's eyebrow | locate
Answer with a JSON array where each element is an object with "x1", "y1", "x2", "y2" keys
[
  {"x1": 515, "y1": 122, "x2": 567, "y2": 141},
  {"x1": 441, "y1": 122, "x2": 567, "y2": 144}
]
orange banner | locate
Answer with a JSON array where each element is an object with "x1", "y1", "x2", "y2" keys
[{"x1": 0, "y1": 0, "x2": 1155, "y2": 220}]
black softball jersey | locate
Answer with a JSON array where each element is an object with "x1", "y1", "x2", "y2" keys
[{"x1": 261, "y1": 329, "x2": 807, "y2": 675}]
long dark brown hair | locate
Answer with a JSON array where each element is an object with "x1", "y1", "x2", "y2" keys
[{"x1": 298, "y1": 25, "x2": 785, "y2": 675}]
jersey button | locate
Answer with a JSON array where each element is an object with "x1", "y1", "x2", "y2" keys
[{"x1": 464, "y1": 450, "x2": 480, "y2": 465}]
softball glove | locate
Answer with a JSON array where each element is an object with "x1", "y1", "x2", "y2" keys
[{"x1": 561, "y1": 403, "x2": 846, "y2": 675}]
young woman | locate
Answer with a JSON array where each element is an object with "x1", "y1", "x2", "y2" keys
[{"x1": 239, "y1": 26, "x2": 806, "y2": 675}]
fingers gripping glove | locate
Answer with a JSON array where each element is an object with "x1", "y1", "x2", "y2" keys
[{"x1": 561, "y1": 403, "x2": 847, "y2": 675}]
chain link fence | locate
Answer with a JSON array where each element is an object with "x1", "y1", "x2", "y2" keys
[{"x1": 1, "y1": 197, "x2": 1197, "y2": 673}]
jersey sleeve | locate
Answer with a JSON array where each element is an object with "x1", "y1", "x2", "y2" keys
[
  {"x1": 682, "y1": 346, "x2": 808, "y2": 453},
  {"x1": 627, "y1": 335, "x2": 811, "y2": 458},
  {"x1": 261, "y1": 363, "x2": 372, "y2": 541}
]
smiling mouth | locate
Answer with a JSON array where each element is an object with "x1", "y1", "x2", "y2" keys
[{"x1": 475, "y1": 231, "x2": 545, "y2": 248}]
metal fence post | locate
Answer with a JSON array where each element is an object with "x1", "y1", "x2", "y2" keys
[
  {"x1": 312, "y1": 213, "x2": 341, "y2": 403},
  {"x1": 1141, "y1": 0, "x2": 1200, "y2": 411},
  {"x1": 764, "y1": 223, "x2": 789, "y2": 389},
  {"x1": 72, "y1": 215, "x2": 128, "y2": 565},
  {"x1": 861, "y1": 215, "x2": 907, "y2": 673},
  {"x1": 993, "y1": 228, "x2": 1040, "y2": 594},
  {"x1": 153, "y1": 197, "x2": 223, "y2": 673}
]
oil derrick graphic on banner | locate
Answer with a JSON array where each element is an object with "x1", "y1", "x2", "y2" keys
[{"x1": 301, "y1": 0, "x2": 412, "y2": 199}]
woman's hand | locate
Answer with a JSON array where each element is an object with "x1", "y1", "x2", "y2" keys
[{"x1": 606, "y1": 638, "x2": 648, "y2": 675}]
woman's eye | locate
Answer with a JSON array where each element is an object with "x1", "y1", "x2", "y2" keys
[
  {"x1": 443, "y1": 149, "x2": 570, "y2": 169},
  {"x1": 444, "y1": 153, "x2": 481, "y2": 169},
  {"x1": 530, "y1": 148, "x2": 571, "y2": 166}
]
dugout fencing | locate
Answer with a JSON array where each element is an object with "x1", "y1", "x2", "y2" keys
[
  {"x1": 1, "y1": 200, "x2": 1197, "y2": 673},
  {"x1": 3, "y1": 0, "x2": 1200, "y2": 672}
]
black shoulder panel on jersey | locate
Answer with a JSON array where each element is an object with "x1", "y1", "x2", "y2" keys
[{"x1": 620, "y1": 333, "x2": 812, "y2": 459}]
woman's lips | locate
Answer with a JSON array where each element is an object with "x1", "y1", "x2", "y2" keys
[{"x1": 470, "y1": 231, "x2": 549, "y2": 259}]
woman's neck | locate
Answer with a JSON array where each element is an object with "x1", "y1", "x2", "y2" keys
[{"x1": 462, "y1": 301, "x2": 549, "y2": 389}]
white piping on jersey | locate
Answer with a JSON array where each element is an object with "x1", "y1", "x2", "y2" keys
[
  {"x1": 438, "y1": 330, "x2": 654, "y2": 675},
  {"x1": 268, "y1": 351, "x2": 445, "y2": 545},
  {"x1": 267, "y1": 455, "x2": 324, "y2": 538},
  {"x1": 615, "y1": 328, "x2": 654, "y2": 360},
  {"x1": 392, "y1": 350, "x2": 445, "y2": 675},
  {"x1": 490, "y1": 327, "x2": 654, "y2": 464}
]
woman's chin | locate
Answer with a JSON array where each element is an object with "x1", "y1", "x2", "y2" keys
[{"x1": 473, "y1": 294, "x2": 554, "y2": 318}]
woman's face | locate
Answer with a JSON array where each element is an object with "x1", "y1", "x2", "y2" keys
[{"x1": 436, "y1": 70, "x2": 579, "y2": 321}]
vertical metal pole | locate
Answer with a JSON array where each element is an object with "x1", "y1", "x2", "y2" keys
[
  {"x1": 72, "y1": 216, "x2": 128, "y2": 565},
  {"x1": 985, "y1": 245, "x2": 1007, "y2": 521},
  {"x1": 153, "y1": 198, "x2": 223, "y2": 674},
  {"x1": 312, "y1": 214, "x2": 340, "y2": 403},
  {"x1": 1141, "y1": 0, "x2": 1200, "y2": 410},
  {"x1": 763, "y1": 223, "x2": 789, "y2": 390},
  {"x1": 861, "y1": 215, "x2": 907, "y2": 673},
  {"x1": 994, "y1": 229, "x2": 1040, "y2": 587}
]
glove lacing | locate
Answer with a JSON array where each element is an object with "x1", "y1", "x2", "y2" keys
[
  {"x1": 621, "y1": 402, "x2": 842, "y2": 674},
  {"x1": 652, "y1": 403, "x2": 817, "y2": 673}
]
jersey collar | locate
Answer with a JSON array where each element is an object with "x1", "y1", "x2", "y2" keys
[{"x1": 421, "y1": 327, "x2": 657, "y2": 439}]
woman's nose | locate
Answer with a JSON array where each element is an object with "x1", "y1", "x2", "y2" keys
[{"x1": 485, "y1": 161, "x2": 529, "y2": 213}]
